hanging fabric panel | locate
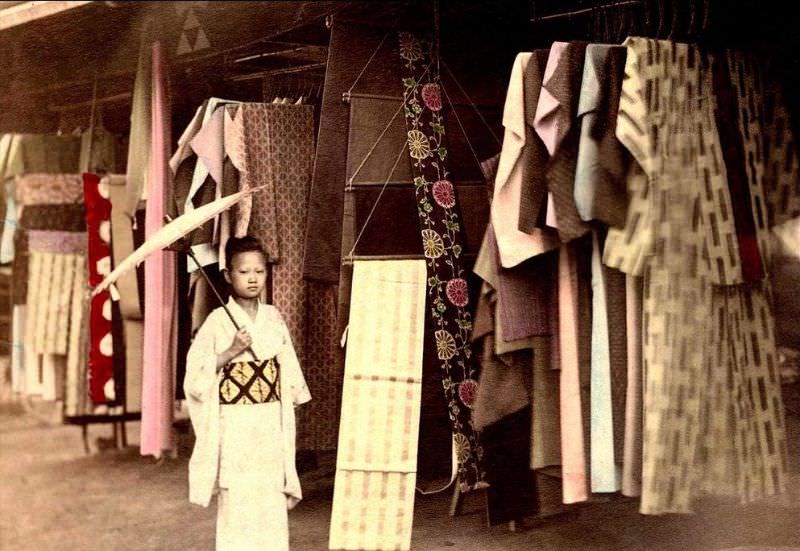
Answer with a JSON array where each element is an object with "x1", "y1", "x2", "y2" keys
[
  {"x1": 241, "y1": 103, "x2": 325, "y2": 450},
  {"x1": 613, "y1": 37, "x2": 789, "y2": 514},
  {"x1": 398, "y1": 31, "x2": 487, "y2": 491},
  {"x1": 329, "y1": 260, "x2": 426, "y2": 551},
  {"x1": 125, "y1": 20, "x2": 153, "y2": 219},
  {"x1": 140, "y1": 40, "x2": 177, "y2": 458},
  {"x1": 304, "y1": 20, "x2": 400, "y2": 283},
  {"x1": 108, "y1": 177, "x2": 143, "y2": 412},
  {"x1": 83, "y1": 173, "x2": 116, "y2": 404}
]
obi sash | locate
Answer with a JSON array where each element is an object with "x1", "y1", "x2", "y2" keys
[{"x1": 219, "y1": 358, "x2": 281, "y2": 405}]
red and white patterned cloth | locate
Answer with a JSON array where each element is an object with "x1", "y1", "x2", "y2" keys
[{"x1": 83, "y1": 172, "x2": 115, "y2": 404}]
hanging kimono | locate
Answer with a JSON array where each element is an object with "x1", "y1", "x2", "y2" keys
[
  {"x1": 170, "y1": 97, "x2": 240, "y2": 270},
  {"x1": 533, "y1": 41, "x2": 591, "y2": 505},
  {"x1": 184, "y1": 299, "x2": 310, "y2": 551},
  {"x1": 491, "y1": 51, "x2": 560, "y2": 269},
  {"x1": 611, "y1": 37, "x2": 789, "y2": 514},
  {"x1": 574, "y1": 44, "x2": 630, "y2": 494}
]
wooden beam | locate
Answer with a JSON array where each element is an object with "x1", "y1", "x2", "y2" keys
[
  {"x1": 0, "y1": 1, "x2": 93, "y2": 31},
  {"x1": 47, "y1": 91, "x2": 131, "y2": 112}
]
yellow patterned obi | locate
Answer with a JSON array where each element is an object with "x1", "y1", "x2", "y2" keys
[{"x1": 219, "y1": 358, "x2": 281, "y2": 405}]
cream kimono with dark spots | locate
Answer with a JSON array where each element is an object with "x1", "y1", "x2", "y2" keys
[{"x1": 608, "y1": 37, "x2": 788, "y2": 515}]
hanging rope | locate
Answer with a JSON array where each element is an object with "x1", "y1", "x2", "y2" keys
[
  {"x1": 433, "y1": 0, "x2": 441, "y2": 79},
  {"x1": 345, "y1": 141, "x2": 408, "y2": 260},
  {"x1": 347, "y1": 61, "x2": 433, "y2": 189},
  {"x1": 440, "y1": 81, "x2": 485, "y2": 174},
  {"x1": 343, "y1": 1, "x2": 410, "y2": 101},
  {"x1": 441, "y1": 61, "x2": 502, "y2": 147}
]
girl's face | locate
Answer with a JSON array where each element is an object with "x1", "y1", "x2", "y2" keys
[{"x1": 225, "y1": 251, "x2": 267, "y2": 299}]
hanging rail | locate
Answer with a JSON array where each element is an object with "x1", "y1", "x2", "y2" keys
[
  {"x1": 530, "y1": 0, "x2": 641, "y2": 23},
  {"x1": 48, "y1": 92, "x2": 132, "y2": 113}
]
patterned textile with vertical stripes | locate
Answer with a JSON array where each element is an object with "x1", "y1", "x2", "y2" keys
[
  {"x1": 329, "y1": 260, "x2": 427, "y2": 551},
  {"x1": 612, "y1": 38, "x2": 788, "y2": 513}
]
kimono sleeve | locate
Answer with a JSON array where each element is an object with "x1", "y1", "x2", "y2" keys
[
  {"x1": 275, "y1": 315, "x2": 312, "y2": 406},
  {"x1": 183, "y1": 311, "x2": 220, "y2": 402}
]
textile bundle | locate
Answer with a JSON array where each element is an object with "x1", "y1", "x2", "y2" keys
[
  {"x1": 329, "y1": 260, "x2": 427, "y2": 551},
  {"x1": 15, "y1": 173, "x2": 87, "y2": 403}
]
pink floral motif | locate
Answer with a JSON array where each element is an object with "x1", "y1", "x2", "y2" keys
[
  {"x1": 421, "y1": 83, "x2": 443, "y2": 112},
  {"x1": 432, "y1": 179, "x2": 456, "y2": 208},
  {"x1": 458, "y1": 379, "x2": 478, "y2": 407},
  {"x1": 445, "y1": 278, "x2": 469, "y2": 307}
]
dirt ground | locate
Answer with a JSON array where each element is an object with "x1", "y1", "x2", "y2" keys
[{"x1": 1, "y1": 385, "x2": 799, "y2": 551}]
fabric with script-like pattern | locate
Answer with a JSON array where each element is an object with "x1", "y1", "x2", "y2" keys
[{"x1": 398, "y1": 31, "x2": 486, "y2": 491}]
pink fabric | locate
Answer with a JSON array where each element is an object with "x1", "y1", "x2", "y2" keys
[
  {"x1": 191, "y1": 107, "x2": 226, "y2": 186},
  {"x1": 535, "y1": 43, "x2": 570, "y2": 230},
  {"x1": 492, "y1": 52, "x2": 560, "y2": 268},
  {"x1": 534, "y1": 42, "x2": 569, "y2": 156},
  {"x1": 140, "y1": 41, "x2": 176, "y2": 458},
  {"x1": 558, "y1": 242, "x2": 588, "y2": 503}
]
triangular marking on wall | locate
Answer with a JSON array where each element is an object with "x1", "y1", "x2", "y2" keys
[
  {"x1": 184, "y1": 27, "x2": 199, "y2": 48},
  {"x1": 183, "y1": 8, "x2": 201, "y2": 30},
  {"x1": 177, "y1": 32, "x2": 192, "y2": 56},
  {"x1": 193, "y1": 27, "x2": 210, "y2": 51}
]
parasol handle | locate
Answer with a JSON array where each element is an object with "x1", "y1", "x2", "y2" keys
[{"x1": 165, "y1": 215, "x2": 258, "y2": 362}]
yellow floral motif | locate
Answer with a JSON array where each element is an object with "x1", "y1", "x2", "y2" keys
[
  {"x1": 407, "y1": 130, "x2": 431, "y2": 160},
  {"x1": 435, "y1": 329, "x2": 457, "y2": 360},
  {"x1": 454, "y1": 433, "x2": 471, "y2": 464},
  {"x1": 421, "y1": 229, "x2": 445, "y2": 259},
  {"x1": 398, "y1": 31, "x2": 423, "y2": 62}
]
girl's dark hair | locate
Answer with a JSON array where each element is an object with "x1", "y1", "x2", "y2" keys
[{"x1": 225, "y1": 236, "x2": 267, "y2": 265}]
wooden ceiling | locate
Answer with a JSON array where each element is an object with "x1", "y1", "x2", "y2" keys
[{"x1": 0, "y1": 1, "x2": 352, "y2": 132}]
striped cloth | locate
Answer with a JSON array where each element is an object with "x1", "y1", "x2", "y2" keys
[{"x1": 329, "y1": 260, "x2": 427, "y2": 551}]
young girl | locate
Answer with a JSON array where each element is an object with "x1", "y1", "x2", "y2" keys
[{"x1": 184, "y1": 236, "x2": 311, "y2": 550}]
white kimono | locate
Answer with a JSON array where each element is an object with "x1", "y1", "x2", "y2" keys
[{"x1": 184, "y1": 299, "x2": 311, "y2": 550}]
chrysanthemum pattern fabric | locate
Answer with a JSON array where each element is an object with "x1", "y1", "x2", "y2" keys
[{"x1": 398, "y1": 31, "x2": 487, "y2": 491}]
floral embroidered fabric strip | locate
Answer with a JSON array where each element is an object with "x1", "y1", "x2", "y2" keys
[{"x1": 398, "y1": 31, "x2": 487, "y2": 491}]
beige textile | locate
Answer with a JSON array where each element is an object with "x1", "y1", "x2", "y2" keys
[
  {"x1": 531, "y1": 336, "x2": 561, "y2": 469},
  {"x1": 64, "y1": 258, "x2": 88, "y2": 416},
  {"x1": 613, "y1": 38, "x2": 789, "y2": 514},
  {"x1": 24, "y1": 252, "x2": 83, "y2": 356},
  {"x1": 621, "y1": 275, "x2": 644, "y2": 497},
  {"x1": 699, "y1": 284, "x2": 788, "y2": 501},
  {"x1": 108, "y1": 178, "x2": 144, "y2": 411},
  {"x1": 329, "y1": 261, "x2": 427, "y2": 551}
]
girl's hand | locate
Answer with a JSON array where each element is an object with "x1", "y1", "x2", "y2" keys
[
  {"x1": 216, "y1": 329, "x2": 254, "y2": 372},
  {"x1": 228, "y1": 328, "x2": 253, "y2": 358}
]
